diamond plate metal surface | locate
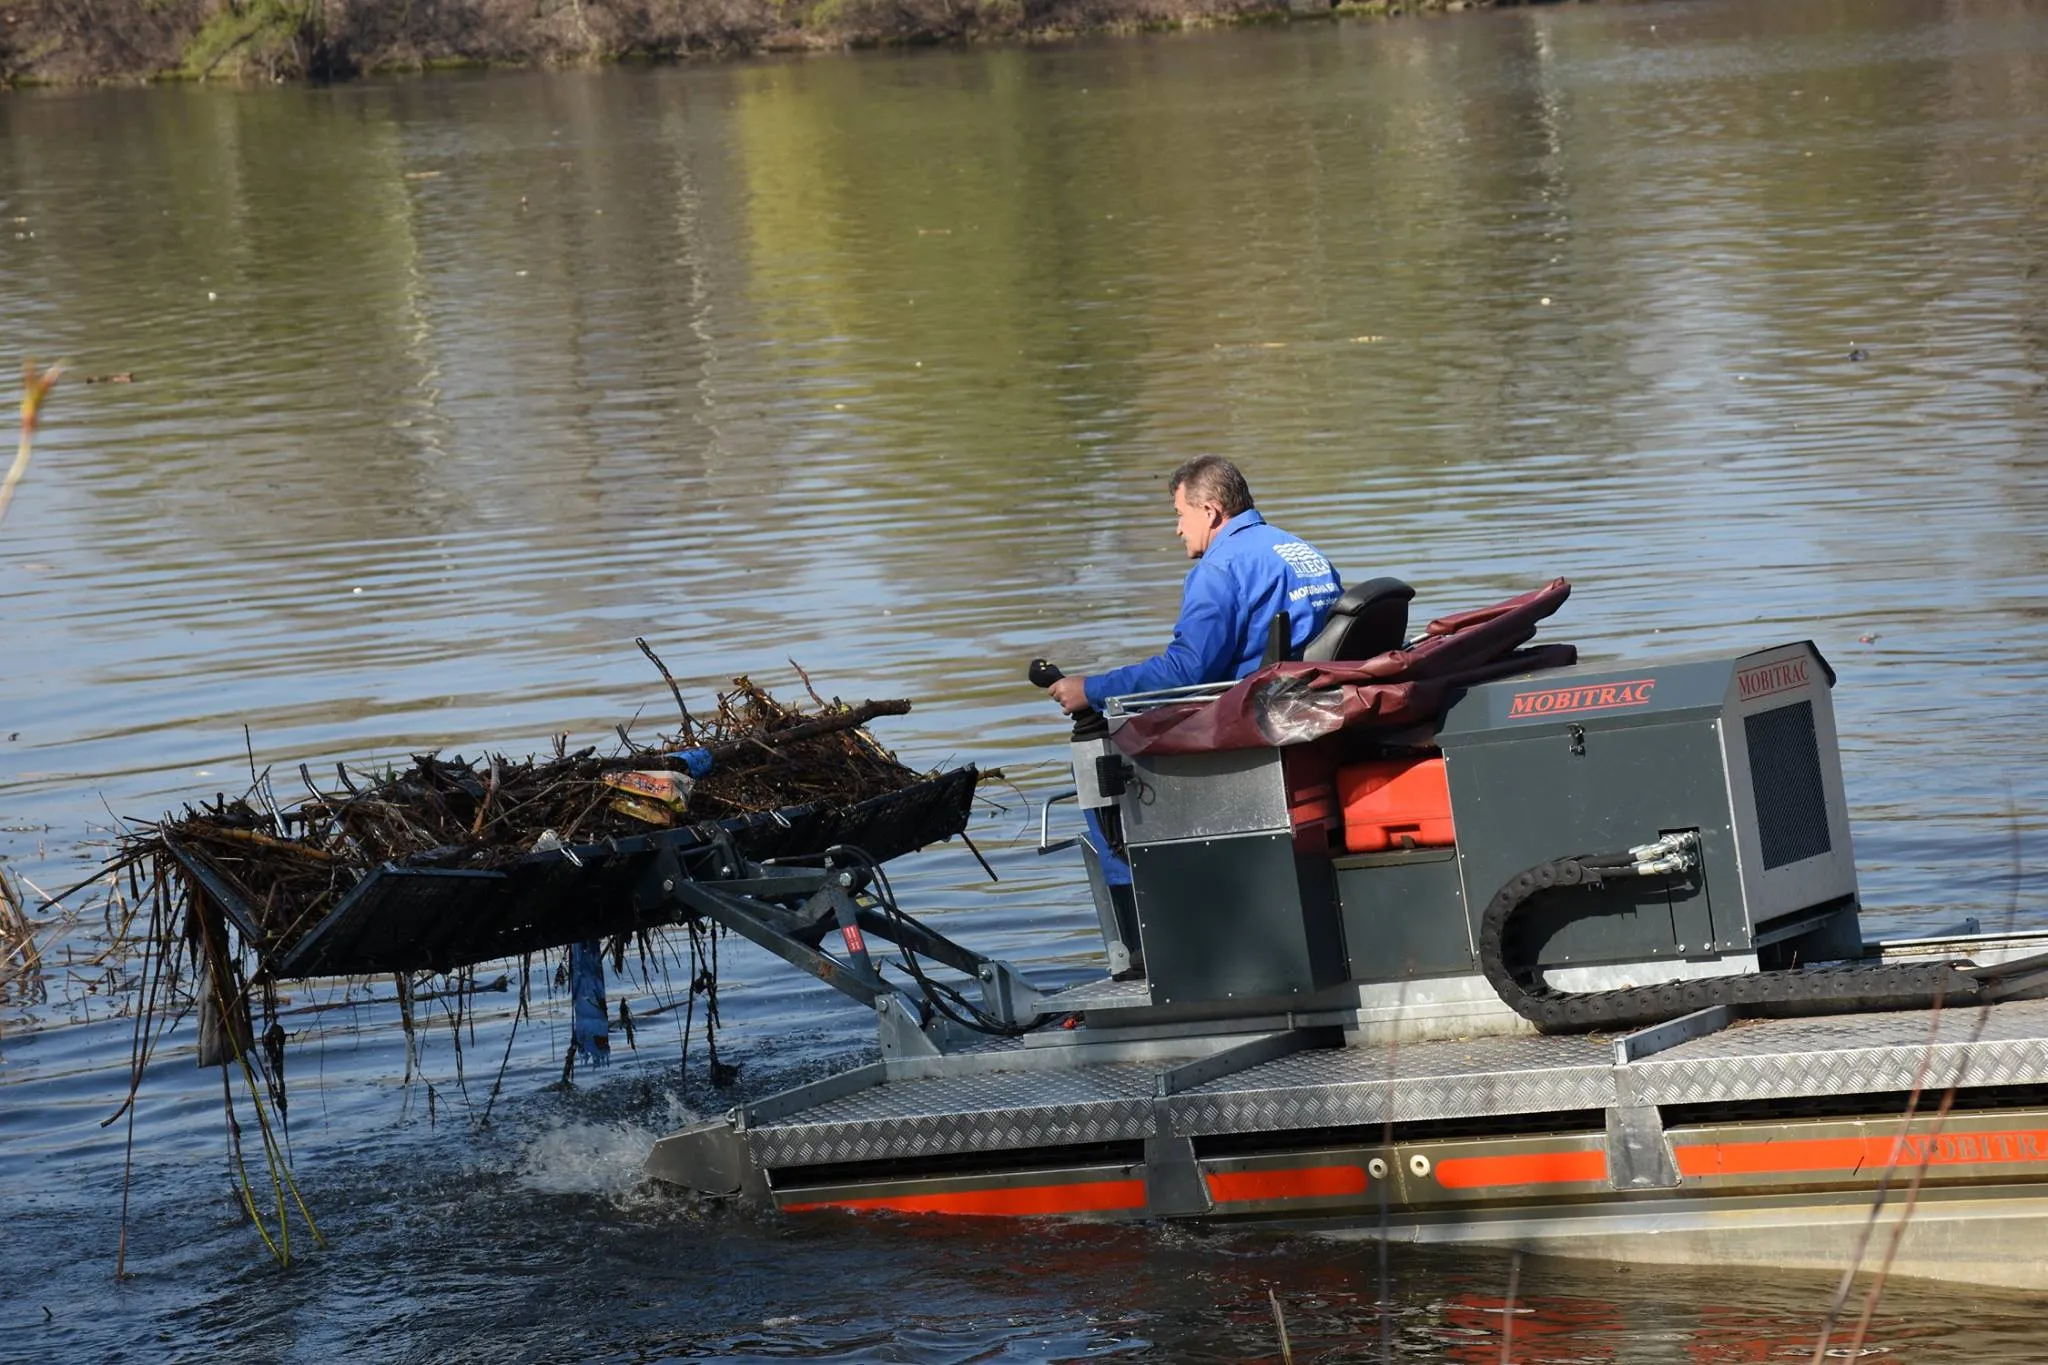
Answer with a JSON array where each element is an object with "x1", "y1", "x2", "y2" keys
[
  {"x1": 739, "y1": 1002, "x2": 2048, "y2": 1171},
  {"x1": 748, "y1": 1064, "x2": 1159, "y2": 1168},
  {"x1": 1660, "y1": 998, "x2": 2048, "y2": 1054},
  {"x1": 1631, "y1": 998, "x2": 2048, "y2": 1105},
  {"x1": 1042, "y1": 976, "x2": 1153, "y2": 1011},
  {"x1": 1166, "y1": 1033, "x2": 1616, "y2": 1136}
]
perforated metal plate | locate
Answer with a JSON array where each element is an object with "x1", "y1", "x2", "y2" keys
[{"x1": 1747, "y1": 701, "x2": 1831, "y2": 869}]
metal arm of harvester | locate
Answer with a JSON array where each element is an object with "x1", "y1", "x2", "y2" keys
[{"x1": 631, "y1": 834, "x2": 1048, "y2": 1057}]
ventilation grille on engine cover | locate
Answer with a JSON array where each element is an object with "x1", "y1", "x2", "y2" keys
[{"x1": 1746, "y1": 700, "x2": 1832, "y2": 869}]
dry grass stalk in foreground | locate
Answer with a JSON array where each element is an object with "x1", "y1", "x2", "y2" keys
[
  {"x1": 1809, "y1": 809, "x2": 2025, "y2": 1360},
  {"x1": 0, "y1": 358, "x2": 62, "y2": 531},
  {"x1": 1267, "y1": 1288, "x2": 1293, "y2": 1365},
  {"x1": 0, "y1": 867, "x2": 47, "y2": 1005}
]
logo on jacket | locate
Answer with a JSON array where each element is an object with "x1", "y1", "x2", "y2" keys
[
  {"x1": 1507, "y1": 679, "x2": 1657, "y2": 719},
  {"x1": 1274, "y1": 542, "x2": 1331, "y2": 576}
]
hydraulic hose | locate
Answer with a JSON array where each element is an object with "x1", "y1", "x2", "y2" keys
[{"x1": 827, "y1": 844, "x2": 1048, "y2": 1039}]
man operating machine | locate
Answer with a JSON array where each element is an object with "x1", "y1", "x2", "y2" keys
[
  {"x1": 1037, "y1": 456, "x2": 1344, "y2": 978},
  {"x1": 1043, "y1": 456, "x2": 1344, "y2": 717}
]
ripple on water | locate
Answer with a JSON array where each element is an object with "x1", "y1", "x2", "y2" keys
[{"x1": 3, "y1": 0, "x2": 2048, "y2": 1358}]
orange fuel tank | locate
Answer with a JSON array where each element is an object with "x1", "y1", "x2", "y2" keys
[{"x1": 1336, "y1": 756, "x2": 1456, "y2": 854}]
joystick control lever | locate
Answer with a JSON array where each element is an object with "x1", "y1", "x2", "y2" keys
[{"x1": 1027, "y1": 659, "x2": 1106, "y2": 738}]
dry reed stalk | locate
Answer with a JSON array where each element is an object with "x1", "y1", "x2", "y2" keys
[
  {"x1": 1835, "y1": 814, "x2": 2026, "y2": 1355},
  {"x1": 1498, "y1": 1252, "x2": 1521, "y2": 1364},
  {"x1": 1810, "y1": 805, "x2": 2024, "y2": 1360},
  {"x1": 0, "y1": 358, "x2": 62, "y2": 531},
  {"x1": 1804, "y1": 987, "x2": 1949, "y2": 1362},
  {"x1": 0, "y1": 866, "x2": 45, "y2": 1001},
  {"x1": 1842, "y1": 1081, "x2": 1966, "y2": 1353},
  {"x1": 1268, "y1": 1288, "x2": 1294, "y2": 1365}
]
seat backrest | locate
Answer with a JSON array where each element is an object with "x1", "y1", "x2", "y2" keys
[{"x1": 1301, "y1": 577, "x2": 1416, "y2": 663}]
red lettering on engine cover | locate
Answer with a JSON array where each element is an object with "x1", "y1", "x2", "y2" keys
[
  {"x1": 1507, "y1": 679, "x2": 1657, "y2": 719},
  {"x1": 1736, "y1": 657, "x2": 1810, "y2": 702}
]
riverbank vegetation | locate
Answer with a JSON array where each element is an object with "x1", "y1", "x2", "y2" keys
[{"x1": 1, "y1": 0, "x2": 1506, "y2": 83}]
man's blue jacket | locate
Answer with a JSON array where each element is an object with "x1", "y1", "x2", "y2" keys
[{"x1": 1083, "y1": 509, "x2": 1343, "y2": 709}]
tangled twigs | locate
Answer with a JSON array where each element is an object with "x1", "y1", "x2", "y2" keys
[
  {"x1": 637, "y1": 637, "x2": 693, "y2": 732},
  {"x1": 97, "y1": 663, "x2": 956, "y2": 1270},
  {"x1": 114, "y1": 670, "x2": 928, "y2": 972}
]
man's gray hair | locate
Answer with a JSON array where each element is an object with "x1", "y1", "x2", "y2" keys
[{"x1": 1168, "y1": 456, "x2": 1254, "y2": 517}]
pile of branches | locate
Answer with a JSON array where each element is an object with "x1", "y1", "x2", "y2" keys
[
  {"x1": 91, "y1": 657, "x2": 945, "y2": 1269},
  {"x1": 119, "y1": 669, "x2": 921, "y2": 963}
]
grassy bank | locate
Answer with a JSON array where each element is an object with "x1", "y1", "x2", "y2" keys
[{"x1": 0, "y1": 0, "x2": 1517, "y2": 84}]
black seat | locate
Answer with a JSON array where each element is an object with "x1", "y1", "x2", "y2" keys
[{"x1": 1300, "y1": 577, "x2": 1416, "y2": 663}]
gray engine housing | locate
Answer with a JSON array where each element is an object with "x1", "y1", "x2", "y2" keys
[{"x1": 1436, "y1": 640, "x2": 1861, "y2": 984}]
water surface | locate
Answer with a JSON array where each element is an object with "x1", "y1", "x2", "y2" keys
[{"x1": 3, "y1": 0, "x2": 2047, "y2": 1357}]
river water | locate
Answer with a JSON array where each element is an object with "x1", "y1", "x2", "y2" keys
[{"x1": 3, "y1": 0, "x2": 2047, "y2": 1358}]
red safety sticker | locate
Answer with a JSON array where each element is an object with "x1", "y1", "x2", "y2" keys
[{"x1": 841, "y1": 924, "x2": 866, "y2": 956}]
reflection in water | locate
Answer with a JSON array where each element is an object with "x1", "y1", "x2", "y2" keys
[{"x1": 2, "y1": 0, "x2": 2048, "y2": 1358}]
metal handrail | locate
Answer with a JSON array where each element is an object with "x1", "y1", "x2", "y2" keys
[
  {"x1": 1106, "y1": 681, "x2": 1234, "y2": 715},
  {"x1": 1037, "y1": 788, "x2": 1080, "y2": 855}
]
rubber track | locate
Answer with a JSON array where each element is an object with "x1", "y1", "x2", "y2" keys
[{"x1": 1478, "y1": 857, "x2": 1988, "y2": 1032}]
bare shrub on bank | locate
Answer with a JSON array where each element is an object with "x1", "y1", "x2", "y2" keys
[{"x1": 2, "y1": 0, "x2": 1368, "y2": 82}]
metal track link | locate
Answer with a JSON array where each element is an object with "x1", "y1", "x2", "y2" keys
[{"x1": 1480, "y1": 856, "x2": 1988, "y2": 1032}]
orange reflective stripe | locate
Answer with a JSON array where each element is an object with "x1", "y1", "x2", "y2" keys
[
  {"x1": 1433, "y1": 1150, "x2": 1607, "y2": 1189},
  {"x1": 1675, "y1": 1128, "x2": 2048, "y2": 1179},
  {"x1": 782, "y1": 1178, "x2": 1146, "y2": 1217},
  {"x1": 1675, "y1": 1136, "x2": 1872, "y2": 1178},
  {"x1": 1205, "y1": 1164, "x2": 1370, "y2": 1203}
]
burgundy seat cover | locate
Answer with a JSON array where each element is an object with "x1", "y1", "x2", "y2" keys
[{"x1": 1110, "y1": 578, "x2": 1577, "y2": 757}]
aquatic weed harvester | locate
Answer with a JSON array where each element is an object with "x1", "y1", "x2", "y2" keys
[
  {"x1": 118, "y1": 590, "x2": 2048, "y2": 1288},
  {"x1": 626, "y1": 579, "x2": 2048, "y2": 1289}
]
